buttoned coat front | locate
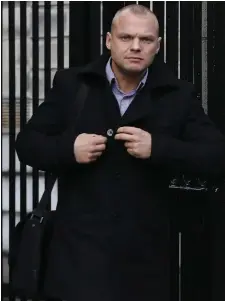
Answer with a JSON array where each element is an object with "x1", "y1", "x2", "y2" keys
[{"x1": 16, "y1": 54, "x2": 225, "y2": 301}]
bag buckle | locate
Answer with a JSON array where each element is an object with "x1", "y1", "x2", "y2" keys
[{"x1": 30, "y1": 213, "x2": 44, "y2": 223}]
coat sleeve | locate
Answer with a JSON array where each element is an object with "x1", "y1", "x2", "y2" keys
[
  {"x1": 15, "y1": 70, "x2": 80, "y2": 173},
  {"x1": 150, "y1": 86, "x2": 225, "y2": 177}
]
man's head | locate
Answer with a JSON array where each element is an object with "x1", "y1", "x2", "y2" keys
[{"x1": 106, "y1": 5, "x2": 161, "y2": 75}]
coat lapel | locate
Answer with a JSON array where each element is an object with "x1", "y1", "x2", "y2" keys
[
  {"x1": 101, "y1": 84, "x2": 122, "y2": 127},
  {"x1": 120, "y1": 85, "x2": 153, "y2": 125},
  {"x1": 77, "y1": 54, "x2": 181, "y2": 126},
  {"x1": 119, "y1": 58, "x2": 180, "y2": 125}
]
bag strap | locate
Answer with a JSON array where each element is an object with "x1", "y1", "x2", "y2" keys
[{"x1": 35, "y1": 81, "x2": 90, "y2": 213}]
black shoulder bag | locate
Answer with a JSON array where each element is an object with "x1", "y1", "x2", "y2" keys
[{"x1": 9, "y1": 81, "x2": 89, "y2": 299}]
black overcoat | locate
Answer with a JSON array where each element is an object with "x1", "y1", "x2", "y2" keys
[{"x1": 16, "y1": 54, "x2": 225, "y2": 301}]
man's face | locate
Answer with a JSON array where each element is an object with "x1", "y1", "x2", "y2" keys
[{"x1": 106, "y1": 12, "x2": 161, "y2": 75}]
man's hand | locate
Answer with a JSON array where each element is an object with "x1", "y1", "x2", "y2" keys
[
  {"x1": 115, "y1": 126, "x2": 152, "y2": 159},
  {"x1": 74, "y1": 134, "x2": 107, "y2": 163}
]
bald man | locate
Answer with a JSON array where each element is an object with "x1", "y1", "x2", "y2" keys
[{"x1": 16, "y1": 4, "x2": 225, "y2": 301}]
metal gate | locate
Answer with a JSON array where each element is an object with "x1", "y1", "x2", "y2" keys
[{"x1": 2, "y1": 2, "x2": 225, "y2": 300}]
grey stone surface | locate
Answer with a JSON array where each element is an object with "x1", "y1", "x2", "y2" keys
[{"x1": 2, "y1": 2, "x2": 69, "y2": 102}]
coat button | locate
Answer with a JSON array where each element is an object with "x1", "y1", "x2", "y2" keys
[
  {"x1": 112, "y1": 212, "x2": 120, "y2": 218},
  {"x1": 115, "y1": 171, "x2": 121, "y2": 179},
  {"x1": 107, "y1": 129, "x2": 114, "y2": 137}
]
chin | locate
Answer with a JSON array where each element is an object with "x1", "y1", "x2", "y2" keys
[{"x1": 125, "y1": 66, "x2": 145, "y2": 74}]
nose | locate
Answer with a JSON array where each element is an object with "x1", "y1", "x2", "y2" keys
[{"x1": 130, "y1": 37, "x2": 141, "y2": 51}]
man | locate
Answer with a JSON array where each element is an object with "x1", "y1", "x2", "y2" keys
[{"x1": 16, "y1": 4, "x2": 225, "y2": 301}]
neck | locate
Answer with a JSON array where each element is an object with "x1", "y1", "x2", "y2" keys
[{"x1": 111, "y1": 60, "x2": 144, "y2": 93}]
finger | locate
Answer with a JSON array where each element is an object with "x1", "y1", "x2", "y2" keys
[
  {"x1": 88, "y1": 152, "x2": 101, "y2": 162},
  {"x1": 93, "y1": 135, "x2": 107, "y2": 144},
  {"x1": 127, "y1": 148, "x2": 139, "y2": 158},
  {"x1": 115, "y1": 133, "x2": 137, "y2": 142},
  {"x1": 91, "y1": 152, "x2": 102, "y2": 158},
  {"x1": 92, "y1": 144, "x2": 106, "y2": 152},
  {"x1": 124, "y1": 142, "x2": 135, "y2": 149},
  {"x1": 127, "y1": 148, "x2": 135, "y2": 156},
  {"x1": 117, "y1": 126, "x2": 141, "y2": 135},
  {"x1": 89, "y1": 157, "x2": 98, "y2": 162}
]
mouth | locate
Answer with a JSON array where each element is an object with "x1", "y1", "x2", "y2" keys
[
  {"x1": 127, "y1": 57, "x2": 143, "y2": 60},
  {"x1": 126, "y1": 57, "x2": 143, "y2": 63}
]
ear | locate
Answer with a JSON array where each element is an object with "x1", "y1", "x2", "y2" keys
[
  {"x1": 156, "y1": 37, "x2": 162, "y2": 54},
  {"x1": 106, "y1": 32, "x2": 112, "y2": 50}
]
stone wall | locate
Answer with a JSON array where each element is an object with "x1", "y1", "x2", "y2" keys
[{"x1": 2, "y1": 1, "x2": 69, "y2": 130}]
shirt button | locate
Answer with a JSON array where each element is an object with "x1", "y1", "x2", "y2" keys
[{"x1": 107, "y1": 129, "x2": 114, "y2": 137}]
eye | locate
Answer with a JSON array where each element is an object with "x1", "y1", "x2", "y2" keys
[
  {"x1": 121, "y1": 36, "x2": 132, "y2": 42},
  {"x1": 141, "y1": 38, "x2": 152, "y2": 43}
]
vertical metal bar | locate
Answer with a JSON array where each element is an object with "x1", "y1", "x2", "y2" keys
[
  {"x1": 8, "y1": 2, "x2": 16, "y2": 300},
  {"x1": 57, "y1": 1, "x2": 64, "y2": 70},
  {"x1": 193, "y1": 2, "x2": 202, "y2": 102},
  {"x1": 20, "y1": 4, "x2": 27, "y2": 301},
  {"x1": 44, "y1": 1, "x2": 51, "y2": 209},
  {"x1": 32, "y1": 1, "x2": 39, "y2": 209},
  {"x1": 44, "y1": 1, "x2": 51, "y2": 94},
  {"x1": 166, "y1": 1, "x2": 179, "y2": 76},
  {"x1": 1, "y1": 0, "x2": 5, "y2": 292},
  {"x1": 102, "y1": 2, "x2": 124, "y2": 54},
  {"x1": 208, "y1": 2, "x2": 225, "y2": 135},
  {"x1": 20, "y1": 1, "x2": 27, "y2": 221},
  {"x1": 57, "y1": 1, "x2": 64, "y2": 211},
  {"x1": 152, "y1": 1, "x2": 165, "y2": 61},
  {"x1": 89, "y1": 2, "x2": 101, "y2": 61},
  {"x1": 69, "y1": 2, "x2": 90, "y2": 67},
  {"x1": 19, "y1": 0, "x2": 27, "y2": 286},
  {"x1": 180, "y1": 2, "x2": 194, "y2": 82},
  {"x1": 165, "y1": 4, "x2": 179, "y2": 300},
  {"x1": 207, "y1": 1, "x2": 216, "y2": 126},
  {"x1": 201, "y1": 2, "x2": 208, "y2": 113},
  {"x1": 124, "y1": 1, "x2": 136, "y2": 5},
  {"x1": 179, "y1": 232, "x2": 182, "y2": 301},
  {"x1": 100, "y1": 1, "x2": 103, "y2": 55},
  {"x1": 208, "y1": 3, "x2": 225, "y2": 300},
  {"x1": 140, "y1": 2, "x2": 151, "y2": 9}
]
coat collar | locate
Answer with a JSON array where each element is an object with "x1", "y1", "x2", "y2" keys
[
  {"x1": 77, "y1": 53, "x2": 182, "y2": 125},
  {"x1": 77, "y1": 52, "x2": 181, "y2": 90}
]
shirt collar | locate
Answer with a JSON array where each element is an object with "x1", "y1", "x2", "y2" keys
[{"x1": 105, "y1": 57, "x2": 148, "y2": 93}]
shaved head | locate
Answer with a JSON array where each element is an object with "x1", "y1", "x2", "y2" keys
[
  {"x1": 105, "y1": 3, "x2": 162, "y2": 84},
  {"x1": 111, "y1": 4, "x2": 159, "y2": 36}
]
